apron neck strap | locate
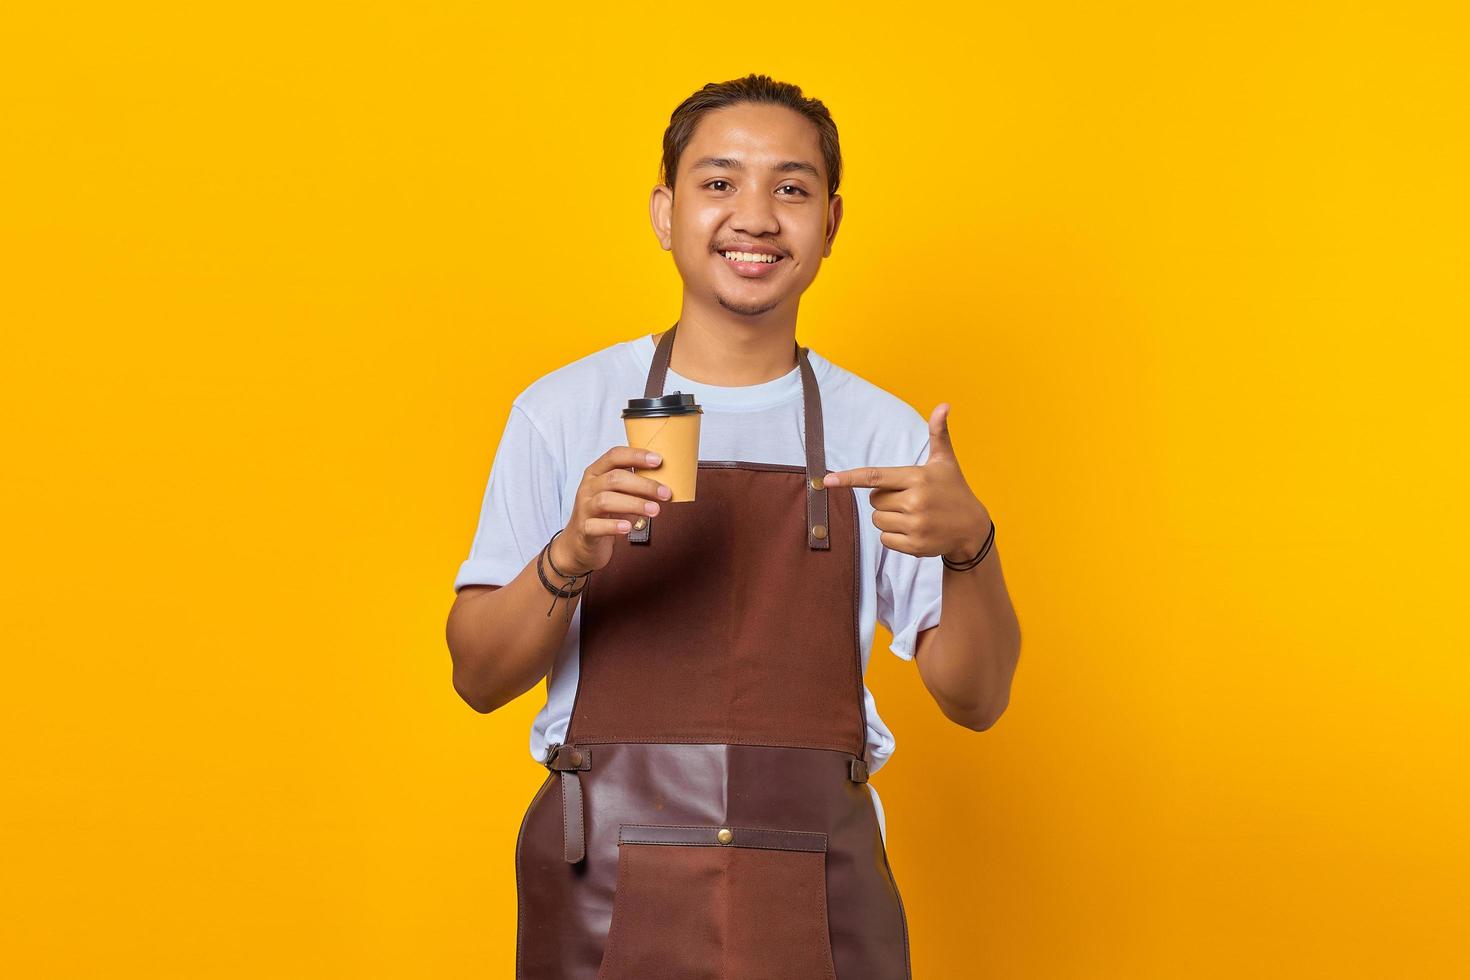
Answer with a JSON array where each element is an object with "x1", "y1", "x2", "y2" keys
[{"x1": 635, "y1": 322, "x2": 832, "y2": 551}]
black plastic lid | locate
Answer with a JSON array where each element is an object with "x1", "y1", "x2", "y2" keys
[{"x1": 622, "y1": 390, "x2": 703, "y2": 418}]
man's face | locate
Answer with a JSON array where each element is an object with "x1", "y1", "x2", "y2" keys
[{"x1": 651, "y1": 102, "x2": 842, "y2": 318}]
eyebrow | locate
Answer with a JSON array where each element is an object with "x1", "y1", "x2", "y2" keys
[{"x1": 688, "y1": 156, "x2": 822, "y2": 180}]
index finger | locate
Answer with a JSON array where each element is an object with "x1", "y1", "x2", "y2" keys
[
  {"x1": 821, "y1": 465, "x2": 919, "y2": 490},
  {"x1": 588, "y1": 445, "x2": 665, "y2": 476}
]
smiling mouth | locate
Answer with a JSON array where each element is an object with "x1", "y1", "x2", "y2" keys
[{"x1": 718, "y1": 249, "x2": 784, "y2": 264}]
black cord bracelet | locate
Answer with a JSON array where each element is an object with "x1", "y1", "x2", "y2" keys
[
  {"x1": 537, "y1": 529, "x2": 590, "y2": 618},
  {"x1": 543, "y1": 528, "x2": 585, "y2": 581},
  {"x1": 941, "y1": 518, "x2": 996, "y2": 571}
]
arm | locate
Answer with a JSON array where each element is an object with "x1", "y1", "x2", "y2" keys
[
  {"x1": 912, "y1": 535, "x2": 1021, "y2": 731},
  {"x1": 824, "y1": 401, "x2": 1021, "y2": 731},
  {"x1": 444, "y1": 535, "x2": 579, "y2": 714},
  {"x1": 447, "y1": 444, "x2": 671, "y2": 713}
]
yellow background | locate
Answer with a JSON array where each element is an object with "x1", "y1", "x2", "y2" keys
[{"x1": 3, "y1": 2, "x2": 1466, "y2": 976}]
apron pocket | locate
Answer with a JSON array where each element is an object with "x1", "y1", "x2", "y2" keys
[{"x1": 596, "y1": 823, "x2": 836, "y2": 980}]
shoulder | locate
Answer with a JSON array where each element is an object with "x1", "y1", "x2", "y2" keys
[
  {"x1": 808, "y1": 350, "x2": 932, "y2": 469},
  {"x1": 513, "y1": 335, "x2": 641, "y2": 410},
  {"x1": 505, "y1": 334, "x2": 645, "y2": 455}
]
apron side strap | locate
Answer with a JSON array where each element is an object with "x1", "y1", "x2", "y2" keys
[
  {"x1": 849, "y1": 756, "x2": 869, "y2": 783},
  {"x1": 560, "y1": 770, "x2": 585, "y2": 863},
  {"x1": 544, "y1": 744, "x2": 592, "y2": 863}
]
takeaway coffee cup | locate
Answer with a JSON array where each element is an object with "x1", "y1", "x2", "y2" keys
[{"x1": 622, "y1": 391, "x2": 703, "y2": 502}]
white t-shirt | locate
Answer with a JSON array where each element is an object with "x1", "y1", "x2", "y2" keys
[{"x1": 455, "y1": 332, "x2": 944, "y2": 843}]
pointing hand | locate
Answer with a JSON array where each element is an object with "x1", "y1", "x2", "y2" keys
[{"x1": 822, "y1": 404, "x2": 991, "y2": 562}]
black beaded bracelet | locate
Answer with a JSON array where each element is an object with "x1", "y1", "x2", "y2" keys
[
  {"x1": 941, "y1": 519, "x2": 996, "y2": 571},
  {"x1": 537, "y1": 529, "x2": 590, "y2": 618}
]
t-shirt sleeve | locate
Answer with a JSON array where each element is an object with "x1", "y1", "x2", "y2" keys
[
  {"x1": 453, "y1": 402, "x2": 566, "y2": 592},
  {"x1": 875, "y1": 435, "x2": 944, "y2": 660}
]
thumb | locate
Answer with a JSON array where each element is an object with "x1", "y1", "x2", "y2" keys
[{"x1": 926, "y1": 403, "x2": 956, "y2": 463}]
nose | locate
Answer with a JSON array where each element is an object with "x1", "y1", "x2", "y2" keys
[{"x1": 729, "y1": 189, "x2": 779, "y2": 238}]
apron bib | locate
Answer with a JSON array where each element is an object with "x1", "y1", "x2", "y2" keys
[{"x1": 514, "y1": 325, "x2": 911, "y2": 979}]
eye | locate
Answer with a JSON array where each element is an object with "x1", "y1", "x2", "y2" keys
[
  {"x1": 776, "y1": 184, "x2": 810, "y2": 197},
  {"x1": 704, "y1": 179, "x2": 733, "y2": 192}
]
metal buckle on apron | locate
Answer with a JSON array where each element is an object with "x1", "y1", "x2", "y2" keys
[{"x1": 542, "y1": 743, "x2": 591, "y2": 864}]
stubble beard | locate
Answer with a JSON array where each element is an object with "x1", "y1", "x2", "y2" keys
[{"x1": 715, "y1": 292, "x2": 783, "y2": 317}]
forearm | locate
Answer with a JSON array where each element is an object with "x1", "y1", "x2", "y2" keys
[
  {"x1": 445, "y1": 537, "x2": 583, "y2": 714},
  {"x1": 919, "y1": 537, "x2": 1022, "y2": 730}
]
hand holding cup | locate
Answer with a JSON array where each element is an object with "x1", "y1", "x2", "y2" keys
[
  {"x1": 550, "y1": 447, "x2": 673, "y2": 576},
  {"x1": 548, "y1": 391, "x2": 701, "y2": 577}
]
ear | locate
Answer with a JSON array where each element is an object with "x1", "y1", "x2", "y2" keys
[
  {"x1": 649, "y1": 184, "x2": 674, "y2": 251},
  {"x1": 822, "y1": 193, "x2": 843, "y2": 258}
]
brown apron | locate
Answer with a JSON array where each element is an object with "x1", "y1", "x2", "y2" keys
[{"x1": 515, "y1": 325, "x2": 911, "y2": 978}]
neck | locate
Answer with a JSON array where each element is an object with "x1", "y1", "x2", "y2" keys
[{"x1": 659, "y1": 294, "x2": 801, "y2": 386}]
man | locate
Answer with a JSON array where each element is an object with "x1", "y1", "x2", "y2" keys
[{"x1": 447, "y1": 74, "x2": 1021, "y2": 979}]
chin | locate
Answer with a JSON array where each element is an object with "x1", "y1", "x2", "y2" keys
[{"x1": 715, "y1": 292, "x2": 785, "y2": 317}]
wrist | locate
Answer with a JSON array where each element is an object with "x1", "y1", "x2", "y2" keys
[
  {"x1": 942, "y1": 513, "x2": 993, "y2": 564},
  {"x1": 548, "y1": 531, "x2": 591, "y2": 578}
]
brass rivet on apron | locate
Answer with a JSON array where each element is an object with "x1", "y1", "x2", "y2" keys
[
  {"x1": 809, "y1": 476, "x2": 824, "y2": 491},
  {"x1": 633, "y1": 517, "x2": 647, "y2": 530},
  {"x1": 568, "y1": 749, "x2": 583, "y2": 767},
  {"x1": 811, "y1": 523, "x2": 827, "y2": 540},
  {"x1": 717, "y1": 828, "x2": 733, "y2": 845}
]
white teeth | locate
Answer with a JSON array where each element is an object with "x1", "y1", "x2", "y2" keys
[{"x1": 722, "y1": 250, "x2": 779, "y2": 263}]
